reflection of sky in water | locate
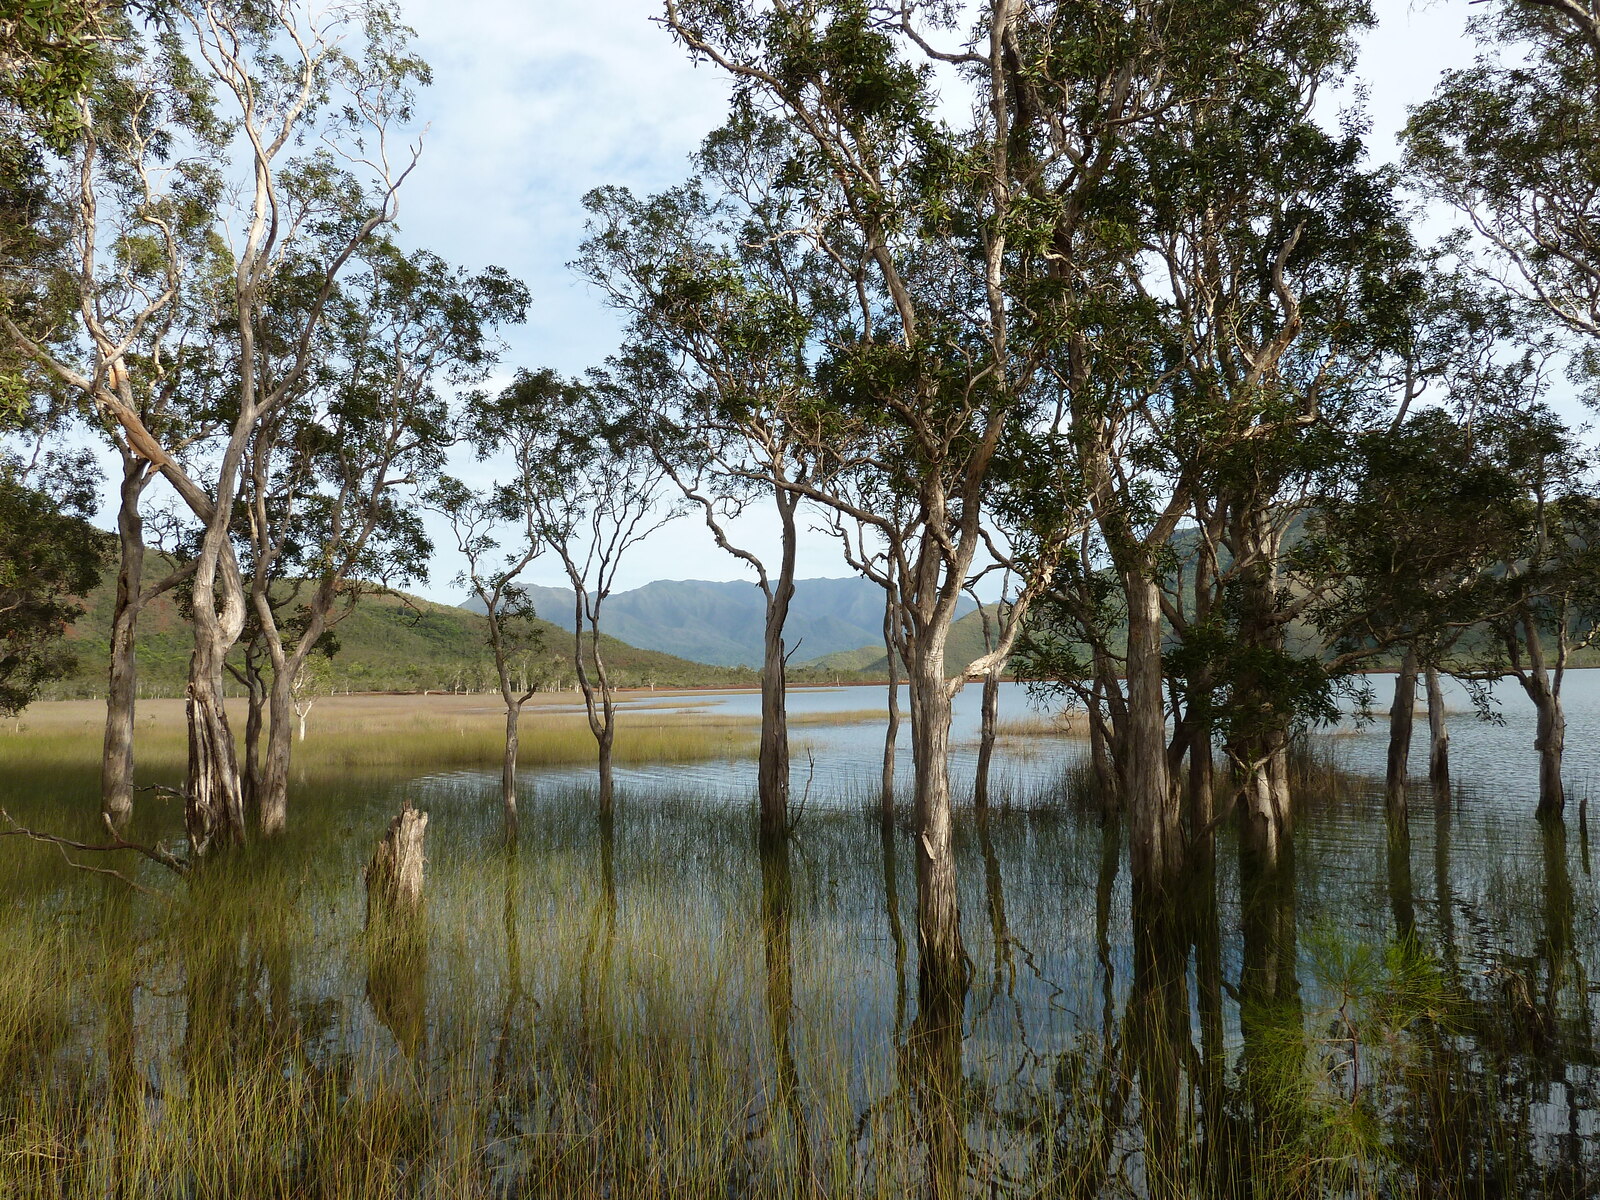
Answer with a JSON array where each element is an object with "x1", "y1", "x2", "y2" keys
[
  {"x1": 431, "y1": 668, "x2": 1600, "y2": 814},
  {"x1": 1320, "y1": 667, "x2": 1600, "y2": 811},
  {"x1": 449, "y1": 681, "x2": 1088, "y2": 807}
]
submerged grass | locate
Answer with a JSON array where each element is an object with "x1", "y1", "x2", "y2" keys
[{"x1": 0, "y1": 748, "x2": 1596, "y2": 1197}]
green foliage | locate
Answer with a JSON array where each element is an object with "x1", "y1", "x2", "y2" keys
[{"x1": 0, "y1": 450, "x2": 105, "y2": 715}]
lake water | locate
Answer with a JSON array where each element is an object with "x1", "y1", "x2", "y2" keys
[
  {"x1": 1, "y1": 672, "x2": 1597, "y2": 1195},
  {"x1": 490, "y1": 669, "x2": 1600, "y2": 815}
]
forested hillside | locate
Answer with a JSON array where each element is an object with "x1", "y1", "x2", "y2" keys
[{"x1": 46, "y1": 574, "x2": 763, "y2": 700}]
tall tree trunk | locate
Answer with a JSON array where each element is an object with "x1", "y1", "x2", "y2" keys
[
  {"x1": 102, "y1": 459, "x2": 147, "y2": 831},
  {"x1": 881, "y1": 591, "x2": 901, "y2": 828},
  {"x1": 185, "y1": 611, "x2": 247, "y2": 856},
  {"x1": 1425, "y1": 667, "x2": 1450, "y2": 797},
  {"x1": 973, "y1": 600, "x2": 1000, "y2": 810},
  {"x1": 240, "y1": 646, "x2": 269, "y2": 826},
  {"x1": 974, "y1": 666, "x2": 1000, "y2": 811},
  {"x1": 502, "y1": 704, "x2": 521, "y2": 841},
  {"x1": 1229, "y1": 516, "x2": 1292, "y2": 876},
  {"x1": 906, "y1": 632, "x2": 969, "y2": 1010},
  {"x1": 1124, "y1": 570, "x2": 1180, "y2": 899},
  {"x1": 1534, "y1": 688, "x2": 1566, "y2": 821},
  {"x1": 1385, "y1": 648, "x2": 1418, "y2": 819},
  {"x1": 183, "y1": 432, "x2": 251, "y2": 856},
  {"x1": 597, "y1": 722, "x2": 615, "y2": 818},
  {"x1": 757, "y1": 494, "x2": 797, "y2": 847}
]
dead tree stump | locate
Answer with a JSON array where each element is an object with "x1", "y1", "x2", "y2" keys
[{"x1": 365, "y1": 801, "x2": 428, "y2": 927}]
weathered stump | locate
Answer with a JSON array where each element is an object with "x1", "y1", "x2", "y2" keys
[
  {"x1": 364, "y1": 801, "x2": 428, "y2": 1058},
  {"x1": 364, "y1": 801, "x2": 428, "y2": 926}
]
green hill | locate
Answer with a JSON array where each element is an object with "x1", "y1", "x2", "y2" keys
[
  {"x1": 797, "y1": 605, "x2": 1012, "y2": 678},
  {"x1": 45, "y1": 571, "x2": 761, "y2": 701}
]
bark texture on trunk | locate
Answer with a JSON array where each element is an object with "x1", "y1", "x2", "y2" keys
[
  {"x1": 1535, "y1": 691, "x2": 1566, "y2": 821},
  {"x1": 1235, "y1": 732, "x2": 1292, "y2": 876},
  {"x1": 502, "y1": 705, "x2": 521, "y2": 841},
  {"x1": 597, "y1": 726, "x2": 615, "y2": 817},
  {"x1": 973, "y1": 667, "x2": 1000, "y2": 811},
  {"x1": 1515, "y1": 612, "x2": 1566, "y2": 820},
  {"x1": 185, "y1": 637, "x2": 247, "y2": 856},
  {"x1": 881, "y1": 592, "x2": 901, "y2": 828},
  {"x1": 1385, "y1": 649, "x2": 1418, "y2": 819},
  {"x1": 1228, "y1": 516, "x2": 1293, "y2": 877},
  {"x1": 1124, "y1": 572, "x2": 1180, "y2": 899},
  {"x1": 1425, "y1": 667, "x2": 1450, "y2": 797},
  {"x1": 102, "y1": 460, "x2": 146, "y2": 832},
  {"x1": 756, "y1": 495, "x2": 797, "y2": 847},
  {"x1": 907, "y1": 640, "x2": 969, "y2": 1011},
  {"x1": 365, "y1": 802, "x2": 428, "y2": 924}
]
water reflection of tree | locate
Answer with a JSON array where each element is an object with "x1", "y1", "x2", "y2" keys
[{"x1": 757, "y1": 839, "x2": 815, "y2": 1189}]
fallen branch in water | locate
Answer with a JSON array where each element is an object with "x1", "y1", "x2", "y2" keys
[{"x1": 0, "y1": 805, "x2": 189, "y2": 881}]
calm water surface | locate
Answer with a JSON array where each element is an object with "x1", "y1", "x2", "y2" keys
[{"x1": 0, "y1": 672, "x2": 1597, "y2": 1195}]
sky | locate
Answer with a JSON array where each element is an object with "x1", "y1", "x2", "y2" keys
[{"x1": 87, "y1": 0, "x2": 1488, "y2": 605}]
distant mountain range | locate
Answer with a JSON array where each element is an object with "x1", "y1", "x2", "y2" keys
[{"x1": 462, "y1": 577, "x2": 977, "y2": 669}]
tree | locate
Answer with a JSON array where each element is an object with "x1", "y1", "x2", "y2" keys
[
  {"x1": 0, "y1": 428, "x2": 104, "y2": 715},
  {"x1": 578, "y1": 132, "x2": 827, "y2": 847},
  {"x1": 1, "y1": 14, "x2": 228, "y2": 829},
  {"x1": 509, "y1": 370, "x2": 680, "y2": 817},
  {"x1": 289, "y1": 650, "x2": 332, "y2": 742},
  {"x1": 429, "y1": 374, "x2": 553, "y2": 842},
  {"x1": 239, "y1": 241, "x2": 526, "y2": 836},
  {"x1": 1405, "y1": 0, "x2": 1600, "y2": 350},
  {"x1": 660, "y1": 0, "x2": 1091, "y2": 1006}
]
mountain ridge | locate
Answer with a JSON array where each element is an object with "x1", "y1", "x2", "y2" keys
[{"x1": 461, "y1": 576, "x2": 977, "y2": 668}]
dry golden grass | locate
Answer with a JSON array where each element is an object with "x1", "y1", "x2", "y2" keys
[
  {"x1": 991, "y1": 709, "x2": 1092, "y2": 740},
  {"x1": 0, "y1": 693, "x2": 754, "y2": 777}
]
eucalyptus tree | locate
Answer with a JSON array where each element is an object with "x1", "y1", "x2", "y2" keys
[
  {"x1": 430, "y1": 368, "x2": 563, "y2": 843},
  {"x1": 660, "y1": 0, "x2": 1097, "y2": 1001},
  {"x1": 0, "y1": 421, "x2": 104, "y2": 715},
  {"x1": 577, "y1": 118, "x2": 830, "y2": 846},
  {"x1": 1119, "y1": 8, "x2": 1416, "y2": 875},
  {"x1": 239, "y1": 243, "x2": 523, "y2": 836},
  {"x1": 1, "y1": 14, "x2": 229, "y2": 829},
  {"x1": 1405, "y1": 0, "x2": 1600, "y2": 358},
  {"x1": 502, "y1": 368, "x2": 680, "y2": 817},
  {"x1": 1292, "y1": 273, "x2": 1559, "y2": 812},
  {"x1": 1466, "y1": 406, "x2": 1600, "y2": 820},
  {"x1": 4, "y1": 0, "x2": 427, "y2": 855}
]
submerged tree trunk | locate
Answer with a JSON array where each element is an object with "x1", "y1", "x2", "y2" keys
[
  {"x1": 974, "y1": 666, "x2": 1000, "y2": 811},
  {"x1": 1534, "y1": 688, "x2": 1566, "y2": 821},
  {"x1": 906, "y1": 630, "x2": 969, "y2": 1011},
  {"x1": 502, "y1": 704, "x2": 521, "y2": 841},
  {"x1": 365, "y1": 801, "x2": 428, "y2": 923},
  {"x1": 102, "y1": 459, "x2": 147, "y2": 832},
  {"x1": 1513, "y1": 611, "x2": 1566, "y2": 820},
  {"x1": 185, "y1": 626, "x2": 247, "y2": 856},
  {"x1": 1385, "y1": 649, "x2": 1418, "y2": 819},
  {"x1": 973, "y1": 600, "x2": 1001, "y2": 810},
  {"x1": 1425, "y1": 667, "x2": 1450, "y2": 797},
  {"x1": 881, "y1": 589, "x2": 901, "y2": 828},
  {"x1": 1124, "y1": 571, "x2": 1181, "y2": 899},
  {"x1": 1229, "y1": 516, "x2": 1293, "y2": 876},
  {"x1": 757, "y1": 494, "x2": 798, "y2": 847},
  {"x1": 597, "y1": 722, "x2": 615, "y2": 817}
]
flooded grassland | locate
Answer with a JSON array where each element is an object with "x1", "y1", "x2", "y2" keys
[{"x1": 0, "y1": 680, "x2": 1597, "y2": 1198}]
